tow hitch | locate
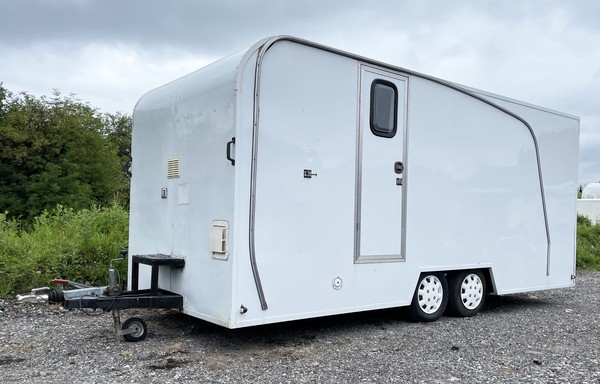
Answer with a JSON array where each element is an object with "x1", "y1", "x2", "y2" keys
[{"x1": 17, "y1": 251, "x2": 185, "y2": 342}]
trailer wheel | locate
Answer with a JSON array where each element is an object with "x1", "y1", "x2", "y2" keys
[
  {"x1": 447, "y1": 270, "x2": 486, "y2": 317},
  {"x1": 122, "y1": 317, "x2": 148, "y2": 342},
  {"x1": 407, "y1": 272, "x2": 448, "y2": 322}
]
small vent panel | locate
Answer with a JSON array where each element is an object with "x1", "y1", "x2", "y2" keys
[
  {"x1": 167, "y1": 158, "x2": 180, "y2": 179},
  {"x1": 210, "y1": 220, "x2": 229, "y2": 261}
]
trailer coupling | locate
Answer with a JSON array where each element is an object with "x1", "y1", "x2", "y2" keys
[
  {"x1": 16, "y1": 253, "x2": 185, "y2": 342},
  {"x1": 16, "y1": 281, "x2": 153, "y2": 342},
  {"x1": 16, "y1": 283, "x2": 108, "y2": 304}
]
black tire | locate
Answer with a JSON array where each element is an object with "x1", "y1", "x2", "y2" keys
[
  {"x1": 446, "y1": 270, "x2": 486, "y2": 317},
  {"x1": 407, "y1": 272, "x2": 448, "y2": 322},
  {"x1": 122, "y1": 317, "x2": 148, "y2": 342}
]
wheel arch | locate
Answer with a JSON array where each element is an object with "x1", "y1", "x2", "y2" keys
[{"x1": 444, "y1": 268, "x2": 496, "y2": 294}]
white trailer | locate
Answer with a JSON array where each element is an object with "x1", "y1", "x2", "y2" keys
[{"x1": 128, "y1": 36, "x2": 580, "y2": 329}]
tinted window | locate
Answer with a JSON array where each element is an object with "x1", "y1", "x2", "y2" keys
[{"x1": 370, "y1": 80, "x2": 397, "y2": 138}]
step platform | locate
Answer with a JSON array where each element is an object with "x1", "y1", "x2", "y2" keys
[{"x1": 64, "y1": 254, "x2": 185, "y2": 311}]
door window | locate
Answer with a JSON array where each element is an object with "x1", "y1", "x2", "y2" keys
[{"x1": 370, "y1": 80, "x2": 398, "y2": 138}]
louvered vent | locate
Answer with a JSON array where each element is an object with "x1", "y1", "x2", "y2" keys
[{"x1": 167, "y1": 157, "x2": 180, "y2": 179}]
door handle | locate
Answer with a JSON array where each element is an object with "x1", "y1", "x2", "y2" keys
[
  {"x1": 394, "y1": 161, "x2": 404, "y2": 174},
  {"x1": 226, "y1": 137, "x2": 235, "y2": 166}
]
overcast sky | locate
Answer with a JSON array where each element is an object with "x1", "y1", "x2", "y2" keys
[{"x1": 0, "y1": 0, "x2": 598, "y2": 184}]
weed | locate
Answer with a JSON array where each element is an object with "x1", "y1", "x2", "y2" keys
[{"x1": 0, "y1": 203, "x2": 128, "y2": 296}]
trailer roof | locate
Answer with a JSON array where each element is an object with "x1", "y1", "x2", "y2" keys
[{"x1": 256, "y1": 35, "x2": 578, "y2": 121}]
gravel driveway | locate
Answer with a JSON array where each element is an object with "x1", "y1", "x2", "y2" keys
[{"x1": 1, "y1": 271, "x2": 599, "y2": 383}]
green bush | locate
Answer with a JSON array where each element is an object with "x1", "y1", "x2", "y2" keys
[
  {"x1": 0, "y1": 203, "x2": 128, "y2": 297},
  {"x1": 0, "y1": 84, "x2": 132, "y2": 223},
  {"x1": 576, "y1": 215, "x2": 600, "y2": 270},
  {"x1": 1, "y1": 206, "x2": 598, "y2": 298}
]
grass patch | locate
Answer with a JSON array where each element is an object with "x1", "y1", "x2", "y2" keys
[
  {"x1": 576, "y1": 215, "x2": 600, "y2": 270},
  {"x1": 0, "y1": 203, "x2": 128, "y2": 297},
  {"x1": 0, "y1": 207, "x2": 598, "y2": 298}
]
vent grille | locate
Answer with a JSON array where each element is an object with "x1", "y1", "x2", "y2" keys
[{"x1": 167, "y1": 157, "x2": 180, "y2": 179}]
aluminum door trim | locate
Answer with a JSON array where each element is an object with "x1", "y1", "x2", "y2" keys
[{"x1": 354, "y1": 64, "x2": 409, "y2": 263}]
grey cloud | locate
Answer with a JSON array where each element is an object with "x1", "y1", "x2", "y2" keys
[
  {"x1": 6, "y1": 0, "x2": 593, "y2": 53},
  {"x1": 0, "y1": 0, "x2": 360, "y2": 53},
  {"x1": 1, "y1": 0, "x2": 598, "y2": 182}
]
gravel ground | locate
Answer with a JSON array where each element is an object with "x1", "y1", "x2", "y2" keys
[{"x1": 1, "y1": 271, "x2": 599, "y2": 384}]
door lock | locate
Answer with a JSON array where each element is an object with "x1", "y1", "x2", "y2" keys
[{"x1": 394, "y1": 161, "x2": 404, "y2": 174}]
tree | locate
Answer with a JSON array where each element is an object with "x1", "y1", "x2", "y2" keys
[
  {"x1": 0, "y1": 84, "x2": 127, "y2": 222},
  {"x1": 101, "y1": 112, "x2": 132, "y2": 208}
]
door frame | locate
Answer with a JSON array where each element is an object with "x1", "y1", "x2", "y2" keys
[{"x1": 354, "y1": 64, "x2": 410, "y2": 264}]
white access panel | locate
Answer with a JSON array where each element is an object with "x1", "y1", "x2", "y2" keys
[{"x1": 247, "y1": 41, "x2": 367, "y2": 320}]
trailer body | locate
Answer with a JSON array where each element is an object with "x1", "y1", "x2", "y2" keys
[{"x1": 129, "y1": 36, "x2": 580, "y2": 328}]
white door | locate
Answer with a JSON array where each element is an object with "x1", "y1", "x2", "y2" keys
[{"x1": 355, "y1": 65, "x2": 407, "y2": 262}]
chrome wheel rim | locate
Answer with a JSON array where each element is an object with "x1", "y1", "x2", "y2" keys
[{"x1": 417, "y1": 275, "x2": 444, "y2": 314}]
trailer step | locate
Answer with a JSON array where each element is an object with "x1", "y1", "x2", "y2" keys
[
  {"x1": 132, "y1": 254, "x2": 186, "y2": 267},
  {"x1": 131, "y1": 254, "x2": 185, "y2": 295}
]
